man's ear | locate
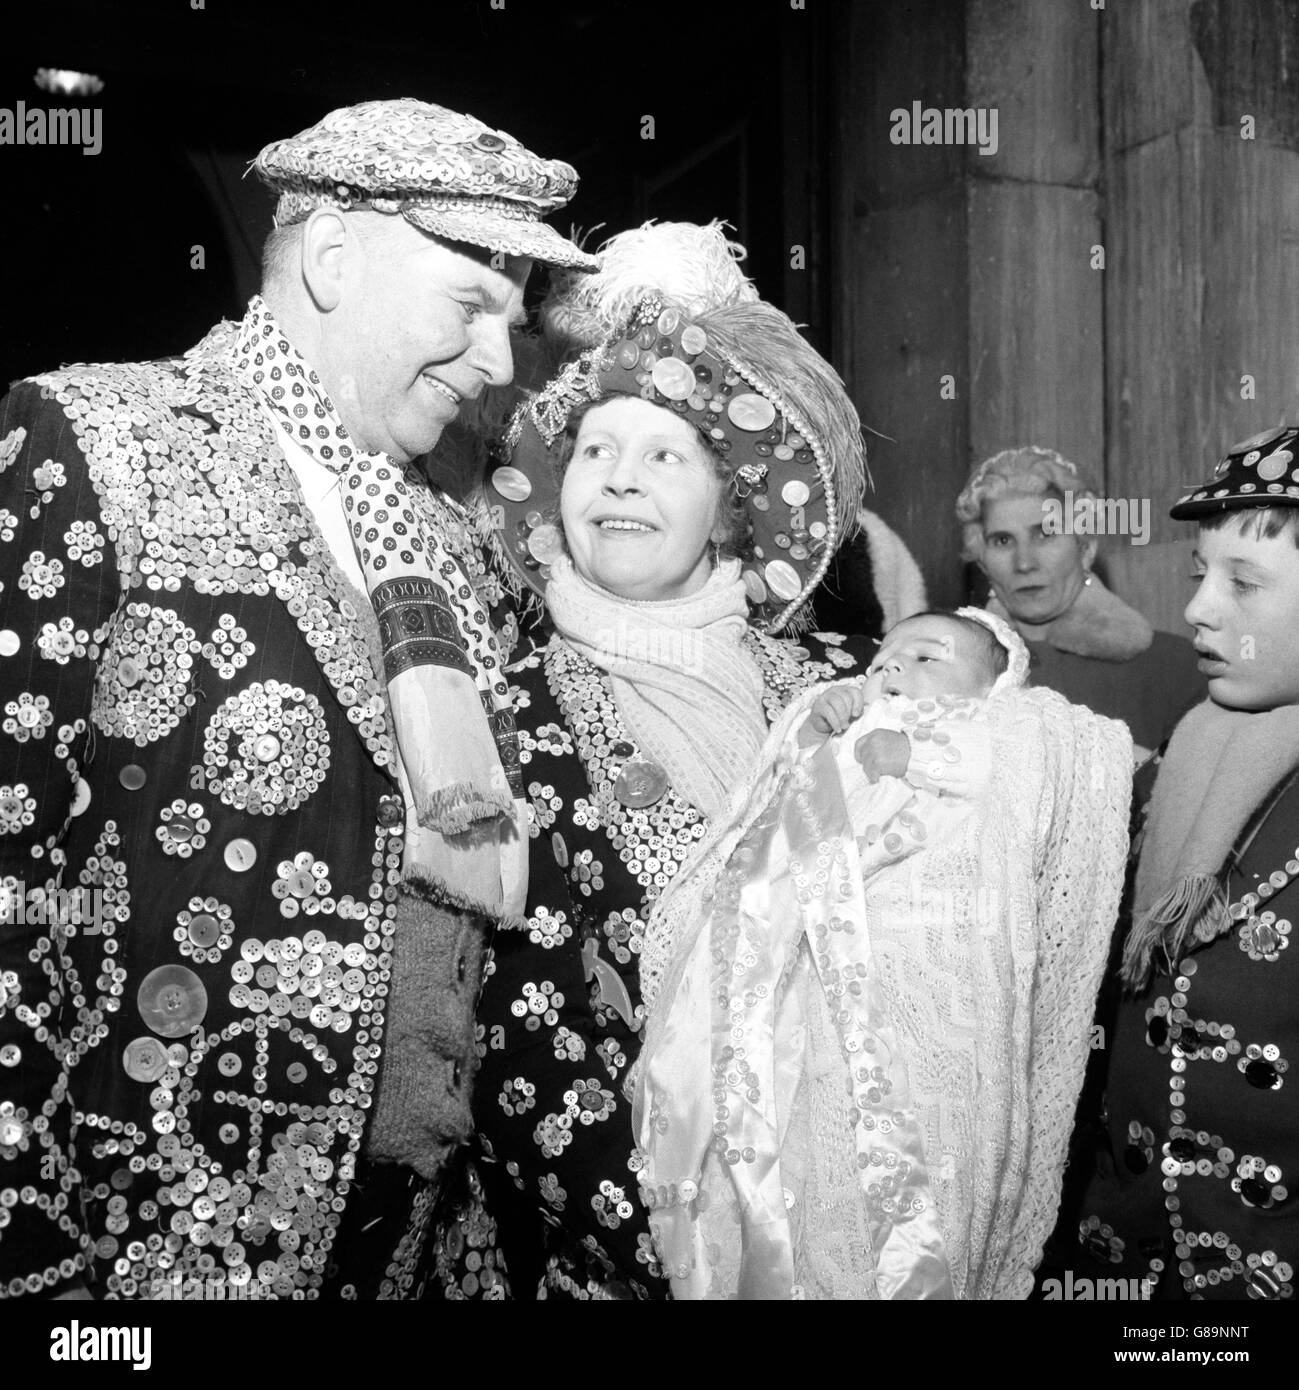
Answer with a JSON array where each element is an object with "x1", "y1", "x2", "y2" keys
[{"x1": 300, "y1": 207, "x2": 354, "y2": 313}]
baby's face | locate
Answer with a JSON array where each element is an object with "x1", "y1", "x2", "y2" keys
[{"x1": 866, "y1": 616, "x2": 995, "y2": 700}]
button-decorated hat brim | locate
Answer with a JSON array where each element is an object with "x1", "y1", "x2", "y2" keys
[
  {"x1": 1170, "y1": 489, "x2": 1299, "y2": 519},
  {"x1": 1170, "y1": 425, "x2": 1299, "y2": 519},
  {"x1": 402, "y1": 205, "x2": 597, "y2": 270}
]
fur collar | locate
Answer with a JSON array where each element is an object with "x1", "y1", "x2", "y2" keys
[{"x1": 987, "y1": 574, "x2": 1153, "y2": 662}]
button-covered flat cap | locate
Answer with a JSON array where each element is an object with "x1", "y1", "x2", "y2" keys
[
  {"x1": 254, "y1": 98, "x2": 596, "y2": 270},
  {"x1": 1170, "y1": 423, "x2": 1299, "y2": 518}
]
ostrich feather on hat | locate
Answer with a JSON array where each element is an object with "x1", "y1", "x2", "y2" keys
[
  {"x1": 543, "y1": 219, "x2": 760, "y2": 349},
  {"x1": 682, "y1": 295, "x2": 871, "y2": 535}
]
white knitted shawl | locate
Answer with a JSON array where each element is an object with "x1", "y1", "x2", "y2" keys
[{"x1": 637, "y1": 683, "x2": 1131, "y2": 1299}]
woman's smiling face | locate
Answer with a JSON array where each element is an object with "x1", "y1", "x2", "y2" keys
[{"x1": 560, "y1": 395, "x2": 724, "y2": 602}]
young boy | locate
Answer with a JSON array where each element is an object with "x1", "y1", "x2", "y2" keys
[
  {"x1": 1057, "y1": 426, "x2": 1299, "y2": 1302},
  {"x1": 633, "y1": 608, "x2": 1133, "y2": 1299}
]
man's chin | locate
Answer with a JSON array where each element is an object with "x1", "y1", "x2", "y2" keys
[{"x1": 390, "y1": 422, "x2": 449, "y2": 466}]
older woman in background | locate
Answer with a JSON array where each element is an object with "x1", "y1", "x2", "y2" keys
[{"x1": 956, "y1": 446, "x2": 1202, "y2": 759}]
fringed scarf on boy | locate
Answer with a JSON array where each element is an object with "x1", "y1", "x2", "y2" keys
[{"x1": 1121, "y1": 698, "x2": 1299, "y2": 988}]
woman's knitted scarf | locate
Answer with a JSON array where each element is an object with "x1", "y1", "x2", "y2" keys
[{"x1": 545, "y1": 555, "x2": 769, "y2": 819}]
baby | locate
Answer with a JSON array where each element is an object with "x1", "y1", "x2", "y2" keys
[
  {"x1": 802, "y1": 612, "x2": 1011, "y2": 840},
  {"x1": 633, "y1": 608, "x2": 1133, "y2": 1300},
  {"x1": 809, "y1": 609, "x2": 1009, "y2": 730}
]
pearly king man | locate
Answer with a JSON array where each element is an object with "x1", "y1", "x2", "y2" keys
[{"x1": 0, "y1": 98, "x2": 594, "y2": 1300}]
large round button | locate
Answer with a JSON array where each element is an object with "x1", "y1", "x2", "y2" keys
[
  {"x1": 376, "y1": 794, "x2": 404, "y2": 828},
  {"x1": 491, "y1": 466, "x2": 532, "y2": 503},
  {"x1": 253, "y1": 735, "x2": 280, "y2": 763},
  {"x1": 526, "y1": 524, "x2": 565, "y2": 565},
  {"x1": 763, "y1": 559, "x2": 802, "y2": 602},
  {"x1": 137, "y1": 964, "x2": 208, "y2": 1038},
  {"x1": 119, "y1": 764, "x2": 147, "y2": 791},
  {"x1": 650, "y1": 357, "x2": 696, "y2": 401},
  {"x1": 122, "y1": 1036, "x2": 170, "y2": 1083},
  {"x1": 613, "y1": 757, "x2": 669, "y2": 809},
  {"x1": 679, "y1": 325, "x2": 708, "y2": 356},
  {"x1": 288, "y1": 871, "x2": 315, "y2": 900},
  {"x1": 1245, "y1": 1058, "x2": 1279, "y2": 1089},
  {"x1": 1240, "y1": 1177, "x2": 1270, "y2": 1206},
  {"x1": 726, "y1": 393, "x2": 777, "y2": 432},
  {"x1": 224, "y1": 839, "x2": 257, "y2": 872},
  {"x1": 188, "y1": 914, "x2": 221, "y2": 948}
]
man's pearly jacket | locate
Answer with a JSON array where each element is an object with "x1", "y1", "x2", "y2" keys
[{"x1": 0, "y1": 316, "x2": 492, "y2": 1299}]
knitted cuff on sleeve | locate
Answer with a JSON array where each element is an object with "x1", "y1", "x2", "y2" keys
[{"x1": 364, "y1": 886, "x2": 490, "y2": 1180}]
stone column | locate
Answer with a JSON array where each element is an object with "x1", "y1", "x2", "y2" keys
[
  {"x1": 831, "y1": 0, "x2": 1103, "y2": 608},
  {"x1": 1102, "y1": 0, "x2": 1299, "y2": 633}
]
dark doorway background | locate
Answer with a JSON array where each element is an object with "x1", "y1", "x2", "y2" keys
[{"x1": 1, "y1": 0, "x2": 838, "y2": 387}]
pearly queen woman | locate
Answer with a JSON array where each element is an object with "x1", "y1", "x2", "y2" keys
[{"x1": 434, "y1": 223, "x2": 919, "y2": 1299}]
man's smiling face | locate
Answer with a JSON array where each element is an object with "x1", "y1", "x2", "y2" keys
[{"x1": 322, "y1": 215, "x2": 531, "y2": 462}]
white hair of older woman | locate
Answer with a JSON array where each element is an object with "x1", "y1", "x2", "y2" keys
[{"x1": 954, "y1": 445, "x2": 1099, "y2": 564}]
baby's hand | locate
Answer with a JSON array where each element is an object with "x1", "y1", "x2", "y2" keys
[
  {"x1": 854, "y1": 727, "x2": 912, "y2": 783},
  {"x1": 806, "y1": 682, "x2": 867, "y2": 741}
]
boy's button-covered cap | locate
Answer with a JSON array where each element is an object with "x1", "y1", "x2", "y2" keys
[
  {"x1": 1170, "y1": 423, "x2": 1299, "y2": 518},
  {"x1": 254, "y1": 98, "x2": 596, "y2": 270}
]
